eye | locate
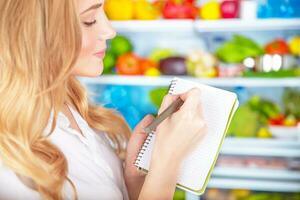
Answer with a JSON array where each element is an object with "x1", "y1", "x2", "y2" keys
[{"x1": 83, "y1": 19, "x2": 97, "y2": 27}]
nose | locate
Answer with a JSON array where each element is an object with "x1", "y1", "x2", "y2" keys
[{"x1": 98, "y1": 13, "x2": 117, "y2": 41}]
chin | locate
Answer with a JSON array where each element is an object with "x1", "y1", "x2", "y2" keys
[
  {"x1": 73, "y1": 61, "x2": 104, "y2": 77},
  {"x1": 85, "y1": 65, "x2": 104, "y2": 77}
]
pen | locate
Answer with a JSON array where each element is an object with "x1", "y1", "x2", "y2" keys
[{"x1": 143, "y1": 97, "x2": 184, "y2": 134}]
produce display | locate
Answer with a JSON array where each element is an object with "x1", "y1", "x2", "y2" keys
[
  {"x1": 228, "y1": 90, "x2": 300, "y2": 138},
  {"x1": 147, "y1": 86, "x2": 300, "y2": 139},
  {"x1": 104, "y1": 0, "x2": 300, "y2": 20},
  {"x1": 101, "y1": 36, "x2": 300, "y2": 137},
  {"x1": 104, "y1": 0, "x2": 224, "y2": 20},
  {"x1": 103, "y1": 35, "x2": 161, "y2": 76},
  {"x1": 92, "y1": 3, "x2": 300, "y2": 198},
  {"x1": 103, "y1": 34, "x2": 300, "y2": 78}
]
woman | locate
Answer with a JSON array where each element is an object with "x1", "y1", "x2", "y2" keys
[{"x1": 0, "y1": 0, "x2": 206, "y2": 199}]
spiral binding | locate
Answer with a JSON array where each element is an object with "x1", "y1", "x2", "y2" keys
[
  {"x1": 134, "y1": 131, "x2": 154, "y2": 167},
  {"x1": 134, "y1": 78, "x2": 178, "y2": 167},
  {"x1": 168, "y1": 78, "x2": 178, "y2": 95}
]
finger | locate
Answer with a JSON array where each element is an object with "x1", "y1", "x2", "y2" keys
[
  {"x1": 179, "y1": 88, "x2": 201, "y2": 111},
  {"x1": 133, "y1": 114, "x2": 155, "y2": 134},
  {"x1": 196, "y1": 99, "x2": 204, "y2": 116},
  {"x1": 127, "y1": 115, "x2": 155, "y2": 163},
  {"x1": 157, "y1": 94, "x2": 179, "y2": 115}
]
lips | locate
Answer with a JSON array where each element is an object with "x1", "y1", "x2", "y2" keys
[{"x1": 94, "y1": 49, "x2": 106, "y2": 58}]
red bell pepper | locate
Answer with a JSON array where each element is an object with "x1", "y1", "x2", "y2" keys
[
  {"x1": 162, "y1": 0, "x2": 198, "y2": 19},
  {"x1": 268, "y1": 114, "x2": 285, "y2": 126},
  {"x1": 183, "y1": 0, "x2": 196, "y2": 3},
  {"x1": 264, "y1": 39, "x2": 290, "y2": 55}
]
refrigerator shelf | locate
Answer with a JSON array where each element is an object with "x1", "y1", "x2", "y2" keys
[
  {"x1": 207, "y1": 178, "x2": 300, "y2": 192},
  {"x1": 212, "y1": 167, "x2": 300, "y2": 181},
  {"x1": 110, "y1": 19, "x2": 300, "y2": 33},
  {"x1": 79, "y1": 75, "x2": 300, "y2": 87},
  {"x1": 223, "y1": 138, "x2": 300, "y2": 148},
  {"x1": 186, "y1": 177, "x2": 300, "y2": 200},
  {"x1": 220, "y1": 145, "x2": 300, "y2": 158},
  {"x1": 220, "y1": 138, "x2": 300, "y2": 157}
]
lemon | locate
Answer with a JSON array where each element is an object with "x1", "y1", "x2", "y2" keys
[
  {"x1": 200, "y1": 1, "x2": 221, "y2": 20},
  {"x1": 144, "y1": 67, "x2": 161, "y2": 76},
  {"x1": 257, "y1": 127, "x2": 272, "y2": 138}
]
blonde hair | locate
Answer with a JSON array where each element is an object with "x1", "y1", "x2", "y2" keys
[{"x1": 0, "y1": 0, "x2": 131, "y2": 199}]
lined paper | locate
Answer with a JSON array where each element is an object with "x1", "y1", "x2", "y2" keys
[{"x1": 135, "y1": 77, "x2": 239, "y2": 195}]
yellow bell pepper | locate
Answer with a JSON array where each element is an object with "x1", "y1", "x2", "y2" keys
[
  {"x1": 105, "y1": 0, "x2": 134, "y2": 20},
  {"x1": 200, "y1": 1, "x2": 221, "y2": 20},
  {"x1": 134, "y1": 0, "x2": 160, "y2": 20},
  {"x1": 289, "y1": 36, "x2": 300, "y2": 56}
]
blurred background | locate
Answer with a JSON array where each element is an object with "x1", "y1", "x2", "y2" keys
[{"x1": 78, "y1": 0, "x2": 300, "y2": 199}]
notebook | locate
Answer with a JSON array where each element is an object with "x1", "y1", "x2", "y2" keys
[{"x1": 134, "y1": 77, "x2": 239, "y2": 195}]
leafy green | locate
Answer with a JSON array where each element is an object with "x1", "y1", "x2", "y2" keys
[
  {"x1": 215, "y1": 35, "x2": 264, "y2": 63},
  {"x1": 283, "y1": 88, "x2": 300, "y2": 119},
  {"x1": 248, "y1": 96, "x2": 281, "y2": 124}
]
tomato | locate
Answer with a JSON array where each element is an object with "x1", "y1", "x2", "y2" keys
[{"x1": 116, "y1": 53, "x2": 142, "y2": 75}]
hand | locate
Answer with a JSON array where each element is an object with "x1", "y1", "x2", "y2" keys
[
  {"x1": 124, "y1": 114, "x2": 154, "y2": 178},
  {"x1": 124, "y1": 114, "x2": 155, "y2": 200},
  {"x1": 138, "y1": 88, "x2": 206, "y2": 200},
  {"x1": 151, "y1": 88, "x2": 207, "y2": 168}
]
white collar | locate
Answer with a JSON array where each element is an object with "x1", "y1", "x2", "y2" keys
[{"x1": 43, "y1": 104, "x2": 88, "y2": 136}]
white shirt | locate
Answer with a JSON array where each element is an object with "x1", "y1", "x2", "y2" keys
[{"x1": 0, "y1": 104, "x2": 129, "y2": 200}]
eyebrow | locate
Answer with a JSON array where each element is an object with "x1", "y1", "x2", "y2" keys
[{"x1": 80, "y1": 3, "x2": 102, "y2": 15}]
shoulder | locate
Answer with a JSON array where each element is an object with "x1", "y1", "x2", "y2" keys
[{"x1": 92, "y1": 128, "x2": 116, "y2": 149}]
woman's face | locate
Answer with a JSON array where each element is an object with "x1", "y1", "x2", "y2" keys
[{"x1": 73, "y1": 0, "x2": 116, "y2": 77}]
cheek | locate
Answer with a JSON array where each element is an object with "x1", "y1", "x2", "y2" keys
[
  {"x1": 72, "y1": 30, "x2": 103, "y2": 77},
  {"x1": 81, "y1": 31, "x2": 97, "y2": 57}
]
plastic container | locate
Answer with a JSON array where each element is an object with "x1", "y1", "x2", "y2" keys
[{"x1": 240, "y1": 0, "x2": 258, "y2": 20}]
